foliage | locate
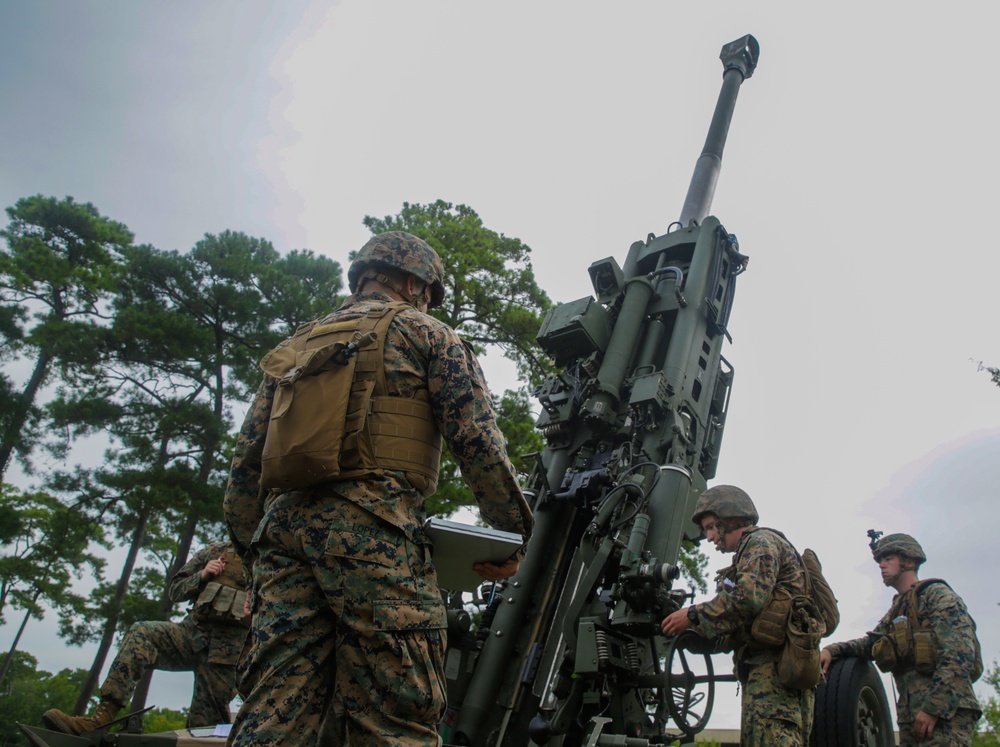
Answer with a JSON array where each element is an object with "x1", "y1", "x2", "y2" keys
[
  {"x1": 0, "y1": 652, "x2": 89, "y2": 746},
  {"x1": 975, "y1": 661, "x2": 1000, "y2": 746},
  {"x1": 0, "y1": 303, "x2": 24, "y2": 455},
  {"x1": 986, "y1": 366, "x2": 1000, "y2": 389},
  {"x1": 363, "y1": 200, "x2": 553, "y2": 388},
  {"x1": 0, "y1": 195, "x2": 133, "y2": 478},
  {"x1": 43, "y1": 233, "x2": 343, "y2": 530},
  {"x1": 143, "y1": 706, "x2": 188, "y2": 733},
  {"x1": 678, "y1": 540, "x2": 710, "y2": 595},
  {"x1": 0, "y1": 485, "x2": 105, "y2": 625}
]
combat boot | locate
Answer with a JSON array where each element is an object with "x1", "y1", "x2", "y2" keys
[{"x1": 42, "y1": 697, "x2": 122, "y2": 735}]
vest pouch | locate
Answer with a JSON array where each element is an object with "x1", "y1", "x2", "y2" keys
[
  {"x1": 890, "y1": 617, "x2": 914, "y2": 664},
  {"x1": 211, "y1": 584, "x2": 237, "y2": 616},
  {"x1": 912, "y1": 629, "x2": 937, "y2": 674},
  {"x1": 751, "y1": 587, "x2": 792, "y2": 648},
  {"x1": 259, "y1": 323, "x2": 371, "y2": 491},
  {"x1": 870, "y1": 635, "x2": 898, "y2": 673},
  {"x1": 869, "y1": 633, "x2": 900, "y2": 674},
  {"x1": 777, "y1": 595, "x2": 825, "y2": 690},
  {"x1": 195, "y1": 581, "x2": 222, "y2": 612},
  {"x1": 194, "y1": 581, "x2": 249, "y2": 627}
]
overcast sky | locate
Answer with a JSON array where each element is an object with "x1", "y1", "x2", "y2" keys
[{"x1": 2, "y1": 0, "x2": 998, "y2": 731}]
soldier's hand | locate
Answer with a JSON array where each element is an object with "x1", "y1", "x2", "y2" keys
[
  {"x1": 243, "y1": 586, "x2": 253, "y2": 618},
  {"x1": 200, "y1": 556, "x2": 227, "y2": 581},
  {"x1": 914, "y1": 711, "x2": 938, "y2": 741},
  {"x1": 820, "y1": 648, "x2": 833, "y2": 675},
  {"x1": 661, "y1": 608, "x2": 693, "y2": 637},
  {"x1": 474, "y1": 559, "x2": 518, "y2": 582}
]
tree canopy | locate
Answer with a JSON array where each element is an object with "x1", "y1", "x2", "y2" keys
[
  {"x1": 0, "y1": 485, "x2": 104, "y2": 627},
  {"x1": 0, "y1": 652, "x2": 90, "y2": 746},
  {"x1": 0, "y1": 195, "x2": 133, "y2": 478}
]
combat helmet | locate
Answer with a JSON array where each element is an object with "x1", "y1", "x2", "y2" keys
[
  {"x1": 872, "y1": 533, "x2": 926, "y2": 564},
  {"x1": 691, "y1": 485, "x2": 759, "y2": 526},
  {"x1": 348, "y1": 231, "x2": 446, "y2": 308}
]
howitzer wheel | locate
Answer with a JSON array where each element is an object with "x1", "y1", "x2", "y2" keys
[
  {"x1": 662, "y1": 630, "x2": 716, "y2": 735},
  {"x1": 811, "y1": 657, "x2": 894, "y2": 747}
]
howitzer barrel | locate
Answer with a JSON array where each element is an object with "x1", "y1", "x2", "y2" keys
[{"x1": 678, "y1": 34, "x2": 759, "y2": 227}]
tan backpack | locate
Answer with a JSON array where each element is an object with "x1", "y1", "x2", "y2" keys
[
  {"x1": 258, "y1": 301, "x2": 441, "y2": 491},
  {"x1": 746, "y1": 529, "x2": 840, "y2": 646},
  {"x1": 801, "y1": 547, "x2": 840, "y2": 638}
]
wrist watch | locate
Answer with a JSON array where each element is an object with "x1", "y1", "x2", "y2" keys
[{"x1": 687, "y1": 605, "x2": 699, "y2": 624}]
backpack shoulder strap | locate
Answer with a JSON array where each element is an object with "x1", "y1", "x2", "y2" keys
[
  {"x1": 354, "y1": 300, "x2": 408, "y2": 392},
  {"x1": 735, "y1": 527, "x2": 808, "y2": 586},
  {"x1": 907, "y1": 578, "x2": 950, "y2": 625},
  {"x1": 754, "y1": 527, "x2": 805, "y2": 569}
]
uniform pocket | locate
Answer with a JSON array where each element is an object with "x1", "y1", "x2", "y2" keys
[
  {"x1": 373, "y1": 598, "x2": 446, "y2": 632},
  {"x1": 373, "y1": 600, "x2": 446, "y2": 720},
  {"x1": 371, "y1": 620, "x2": 447, "y2": 724},
  {"x1": 327, "y1": 528, "x2": 399, "y2": 568}
]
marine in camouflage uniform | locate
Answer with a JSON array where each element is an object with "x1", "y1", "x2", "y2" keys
[
  {"x1": 822, "y1": 534, "x2": 981, "y2": 746},
  {"x1": 661, "y1": 486, "x2": 814, "y2": 747},
  {"x1": 42, "y1": 541, "x2": 249, "y2": 734},
  {"x1": 224, "y1": 232, "x2": 533, "y2": 747}
]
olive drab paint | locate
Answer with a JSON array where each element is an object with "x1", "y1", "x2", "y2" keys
[{"x1": 442, "y1": 35, "x2": 763, "y2": 746}]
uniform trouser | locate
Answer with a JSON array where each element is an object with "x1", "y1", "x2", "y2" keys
[
  {"x1": 739, "y1": 660, "x2": 814, "y2": 747},
  {"x1": 228, "y1": 491, "x2": 447, "y2": 747},
  {"x1": 898, "y1": 707, "x2": 980, "y2": 746},
  {"x1": 101, "y1": 616, "x2": 238, "y2": 728}
]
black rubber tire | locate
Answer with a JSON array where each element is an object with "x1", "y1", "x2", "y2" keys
[{"x1": 811, "y1": 657, "x2": 894, "y2": 747}]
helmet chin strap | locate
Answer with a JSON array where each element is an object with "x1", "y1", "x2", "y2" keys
[{"x1": 359, "y1": 269, "x2": 428, "y2": 309}]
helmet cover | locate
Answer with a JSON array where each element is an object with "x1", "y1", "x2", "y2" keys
[
  {"x1": 872, "y1": 533, "x2": 926, "y2": 564},
  {"x1": 348, "y1": 231, "x2": 445, "y2": 308},
  {"x1": 691, "y1": 484, "x2": 759, "y2": 526}
]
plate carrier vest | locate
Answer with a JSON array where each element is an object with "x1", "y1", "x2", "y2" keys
[{"x1": 259, "y1": 301, "x2": 442, "y2": 494}]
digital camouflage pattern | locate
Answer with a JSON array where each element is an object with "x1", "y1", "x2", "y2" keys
[
  {"x1": 824, "y1": 581, "x2": 981, "y2": 746},
  {"x1": 691, "y1": 484, "x2": 759, "y2": 525},
  {"x1": 872, "y1": 532, "x2": 927, "y2": 564},
  {"x1": 692, "y1": 527, "x2": 813, "y2": 746},
  {"x1": 236, "y1": 492, "x2": 446, "y2": 745},
  {"x1": 224, "y1": 289, "x2": 534, "y2": 746},
  {"x1": 740, "y1": 660, "x2": 814, "y2": 746},
  {"x1": 54, "y1": 542, "x2": 247, "y2": 730},
  {"x1": 348, "y1": 231, "x2": 446, "y2": 308}
]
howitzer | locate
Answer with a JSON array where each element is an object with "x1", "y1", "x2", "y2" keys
[{"x1": 440, "y1": 36, "x2": 759, "y2": 746}]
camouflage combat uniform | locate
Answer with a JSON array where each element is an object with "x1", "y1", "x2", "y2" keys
[
  {"x1": 693, "y1": 527, "x2": 814, "y2": 747},
  {"x1": 224, "y1": 290, "x2": 534, "y2": 747},
  {"x1": 100, "y1": 541, "x2": 249, "y2": 727},
  {"x1": 824, "y1": 581, "x2": 981, "y2": 746}
]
